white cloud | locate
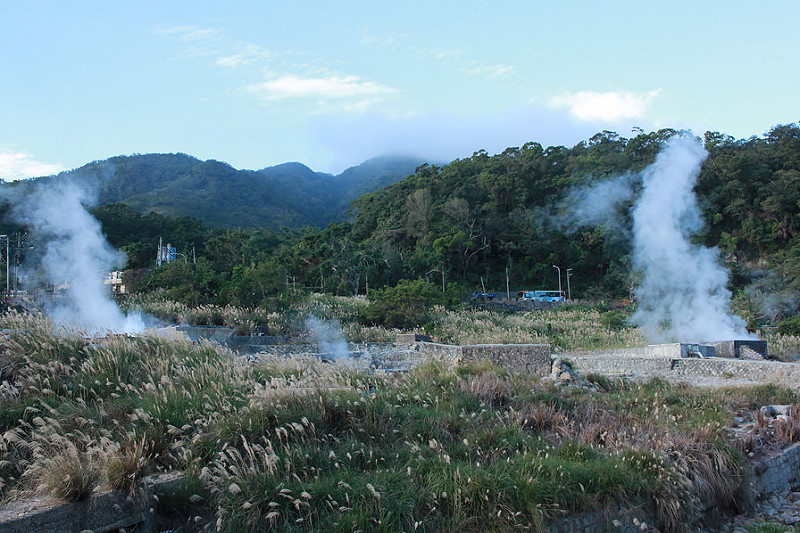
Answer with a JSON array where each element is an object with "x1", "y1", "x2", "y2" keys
[
  {"x1": 431, "y1": 48, "x2": 463, "y2": 61},
  {"x1": 464, "y1": 63, "x2": 516, "y2": 80},
  {"x1": 157, "y1": 25, "x2": 219, "y2": 42},
  {"x1": 548, "y1": 90, "x2": 660, "y2": 121},
  {"x1": 246, "y1": 75, "x2": 396, "y2": 101},
  {"x1": 215, "y1": 43, "x2": 271, "y2": 67},
  {"x1": 0, "y1": 151, "x2": 64, "y2": 181}
]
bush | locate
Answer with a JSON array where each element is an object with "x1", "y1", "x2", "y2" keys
[
  {"x1": 777, "y1": 314, "x2": 800, "y2": 336},
  {"x1": 599, "y1": 310, "x2": 626, "y2": 331},
  {"x1": 364, "y1": 279, "x2": 444, "y2": 329}
]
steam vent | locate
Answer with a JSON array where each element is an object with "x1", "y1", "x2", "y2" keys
[{"x1": 645, "y1": 340, "x2": 768, "y2": 360}]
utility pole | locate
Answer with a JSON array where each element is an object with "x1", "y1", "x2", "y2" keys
[
  {"x1": 552, "y1": 264, "x2": 562, "y2": 295},
  {"x1": 505, "y1": 267, "x2": 510, "y2": 302},
  {"x1": 566, "y1": 268, "x2": 573, "y2": 301},
  {"x1": 1, "y1": 235, "x2": 8, "y2": 297}
]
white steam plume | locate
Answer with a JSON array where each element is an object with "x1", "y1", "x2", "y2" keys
[
  {"x1": 7, "y1": 179, "x2": 144, "y2": 333},
  {"x1": 629, "y1": 134, "x2": 752, "y2": 342},
  {"x1": 305, "y1": 316, "x2": 350, "y2": 360},
  {"x1": 554, "y1": 172, "x2": 637, "y2": 237},
  {"x1": 554, "y1": 133, "x2": 753, "y2": 343}
]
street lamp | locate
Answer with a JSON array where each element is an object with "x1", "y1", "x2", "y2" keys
[
  {"x1": 566, "y1": 268, "x2": 573, "y2": 301},
  {"x1": 552, "y1": 265, "x2": 562, "y2": 295}
]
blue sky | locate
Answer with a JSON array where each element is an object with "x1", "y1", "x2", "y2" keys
[{"x1": 1, "y1": 1, "x2": 798, "y2": 179}]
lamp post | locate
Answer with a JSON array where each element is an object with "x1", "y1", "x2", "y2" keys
[
  {"x1": 566, "y1": 268, "x2": 573, "y2": 301},
  {"x1": 552, "y1": 264, "x2": 562, "y2": 295}
]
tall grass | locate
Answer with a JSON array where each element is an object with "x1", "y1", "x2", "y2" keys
[
  {"x1": 430, "y1": 306, "x2": 647, "y2": 350},
  {"x1": 124, "y1": 293, "x2": 800, "y2": 359},
  {"x1": 0, "y1": 311, "x2": 793, "y2": 531}
]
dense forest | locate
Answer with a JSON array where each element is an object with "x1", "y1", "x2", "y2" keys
[
  {"x1": 4, "y1": 125, "x2": 800, "y2": 330},
  {"x1": 4, "y1": 154, "x2": 424, "y2": 230}
]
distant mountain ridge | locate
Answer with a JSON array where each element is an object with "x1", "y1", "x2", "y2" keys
[{"x1": 41, "y1": 153, "x2": 426, "y2": 229}]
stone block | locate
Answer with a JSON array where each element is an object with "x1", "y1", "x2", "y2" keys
[{"x1": 395, "y1": 333, "x2": 431, "y2": 343}]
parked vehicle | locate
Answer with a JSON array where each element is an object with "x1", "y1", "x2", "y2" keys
[
  {"x1": 516, "y1": 290, "x2": 566, "y2": 303},
  {"x1": 471, "y1": 292, "x2": 496, "y2": 300}
]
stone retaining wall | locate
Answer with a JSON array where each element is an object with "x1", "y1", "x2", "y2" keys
[
  {"x1": 557, "y1": 346, "x2": 646, "y2": 358},
  {"x1": 0, "y1": 472, "x2": 184, "y2": 533},
  {"x1": 418, "y1": 342, "x2": 551, "y2": 375},
  {"x1": 563, "y1": 354, "x2": 800, "y2": 387},
  {"x1": 461, "y1": 344, "x2": 551, "y2": 376},
  {"x1": 227, "y1": 335, "x2": 286, "y2": 352},
  {"x1": 415, "y1": 342, "x2": 464, "y2": 364},
  {"x1": 750, "y1": 442, "x2": 800, "y2": 497},
  {"x1": 175, "y1": 325, "x2": 235, "y2": 342}
]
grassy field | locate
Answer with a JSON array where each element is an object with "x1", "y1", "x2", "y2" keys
[
  {"x1": 1, "y1": 309, "x2": 800, "y2": 531},
  {"x1": 128, "y1": 292, "x2": 800, "y2": 359}
]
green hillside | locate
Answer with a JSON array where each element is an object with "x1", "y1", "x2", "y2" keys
[
  {"x1": 28, "y1": 153, "x2": 424, "y2": 230},
  {"x1": 3, "y1": 125, "x2": 799, "y2": 331}
]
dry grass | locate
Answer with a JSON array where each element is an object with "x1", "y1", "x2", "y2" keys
[
  {"x1": 431, "y1": 306, "x2": 647, "y2": 351},
  {"x1": 775, "y1": 405, "x2": 800, "y2": 443},
  {"x1": 0, "y1": 310, "x2": 794, "y2": 532},
  {"x1": 458, "y1": 372, "x2": 512, "y2": 407},
  {"x1": 761, "y1": 331, "x2": 800, "y2": 361},
  {"x1": 106, "y1": 429, "x2": 153, "y2": 493}
]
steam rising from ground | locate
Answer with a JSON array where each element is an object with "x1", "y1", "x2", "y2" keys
[
  {"x1": 629, "y1": 134, "x2": 752, "y2": 342},
  {"x1": 558, "y1": 133, "x2": 753, "y2": 343},
  {"x1": 305, "y1": 316, "x2": 350, "y2": 359},
  {"x1": 4, "y1": 180, "x2": 144, "y2": 333}
]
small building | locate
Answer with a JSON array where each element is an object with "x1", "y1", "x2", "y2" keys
[
  {"x1": 104, "y1": 271, "x2": 127, "y2": 295},
  {"x1": 157, "y1": 239, "x2": 177, "y2": 266},
  {"x1": 646, "y1": 343, "x2": 716, "y2": 358},
  {"x1": 709, "y1": 340, "x2": 768, "y2": 360},
  {"x1": 645, "y1": 340, "x2": 768, "y2": 360}
]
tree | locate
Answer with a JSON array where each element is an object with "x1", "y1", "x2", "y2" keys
[{"x1": 405, "y1": 188, "x2": 432, "y2": 240}]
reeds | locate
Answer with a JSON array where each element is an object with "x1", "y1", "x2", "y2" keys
[{"x1": 0, "y1": 310, "x2": 793, "y2": 532}]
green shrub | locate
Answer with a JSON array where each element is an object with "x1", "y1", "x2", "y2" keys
[
  {"x1": 364, "y1": 279, "x2": 444, "y2": 329},
  {"x1": 599, "y1": 310, "x2": 626, "y2": 331},
  {"x1": 777, "y1": 314, "x2": 800, "y2": 336}
]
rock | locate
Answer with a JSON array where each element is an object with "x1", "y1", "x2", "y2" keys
[{"x1": 761, "y1": 405, "x2": 792, "y2": 417}]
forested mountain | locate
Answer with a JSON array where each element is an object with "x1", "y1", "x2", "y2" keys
[
  {"x1": 18, "y1": 153, "x2": 425, "y2": 230},
  {"x1": 339, "y1": 126, "x2": 800, "y2": 303},
  {"x1": 4, "y1": 125, "x2": 800, "y2": 330}
]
